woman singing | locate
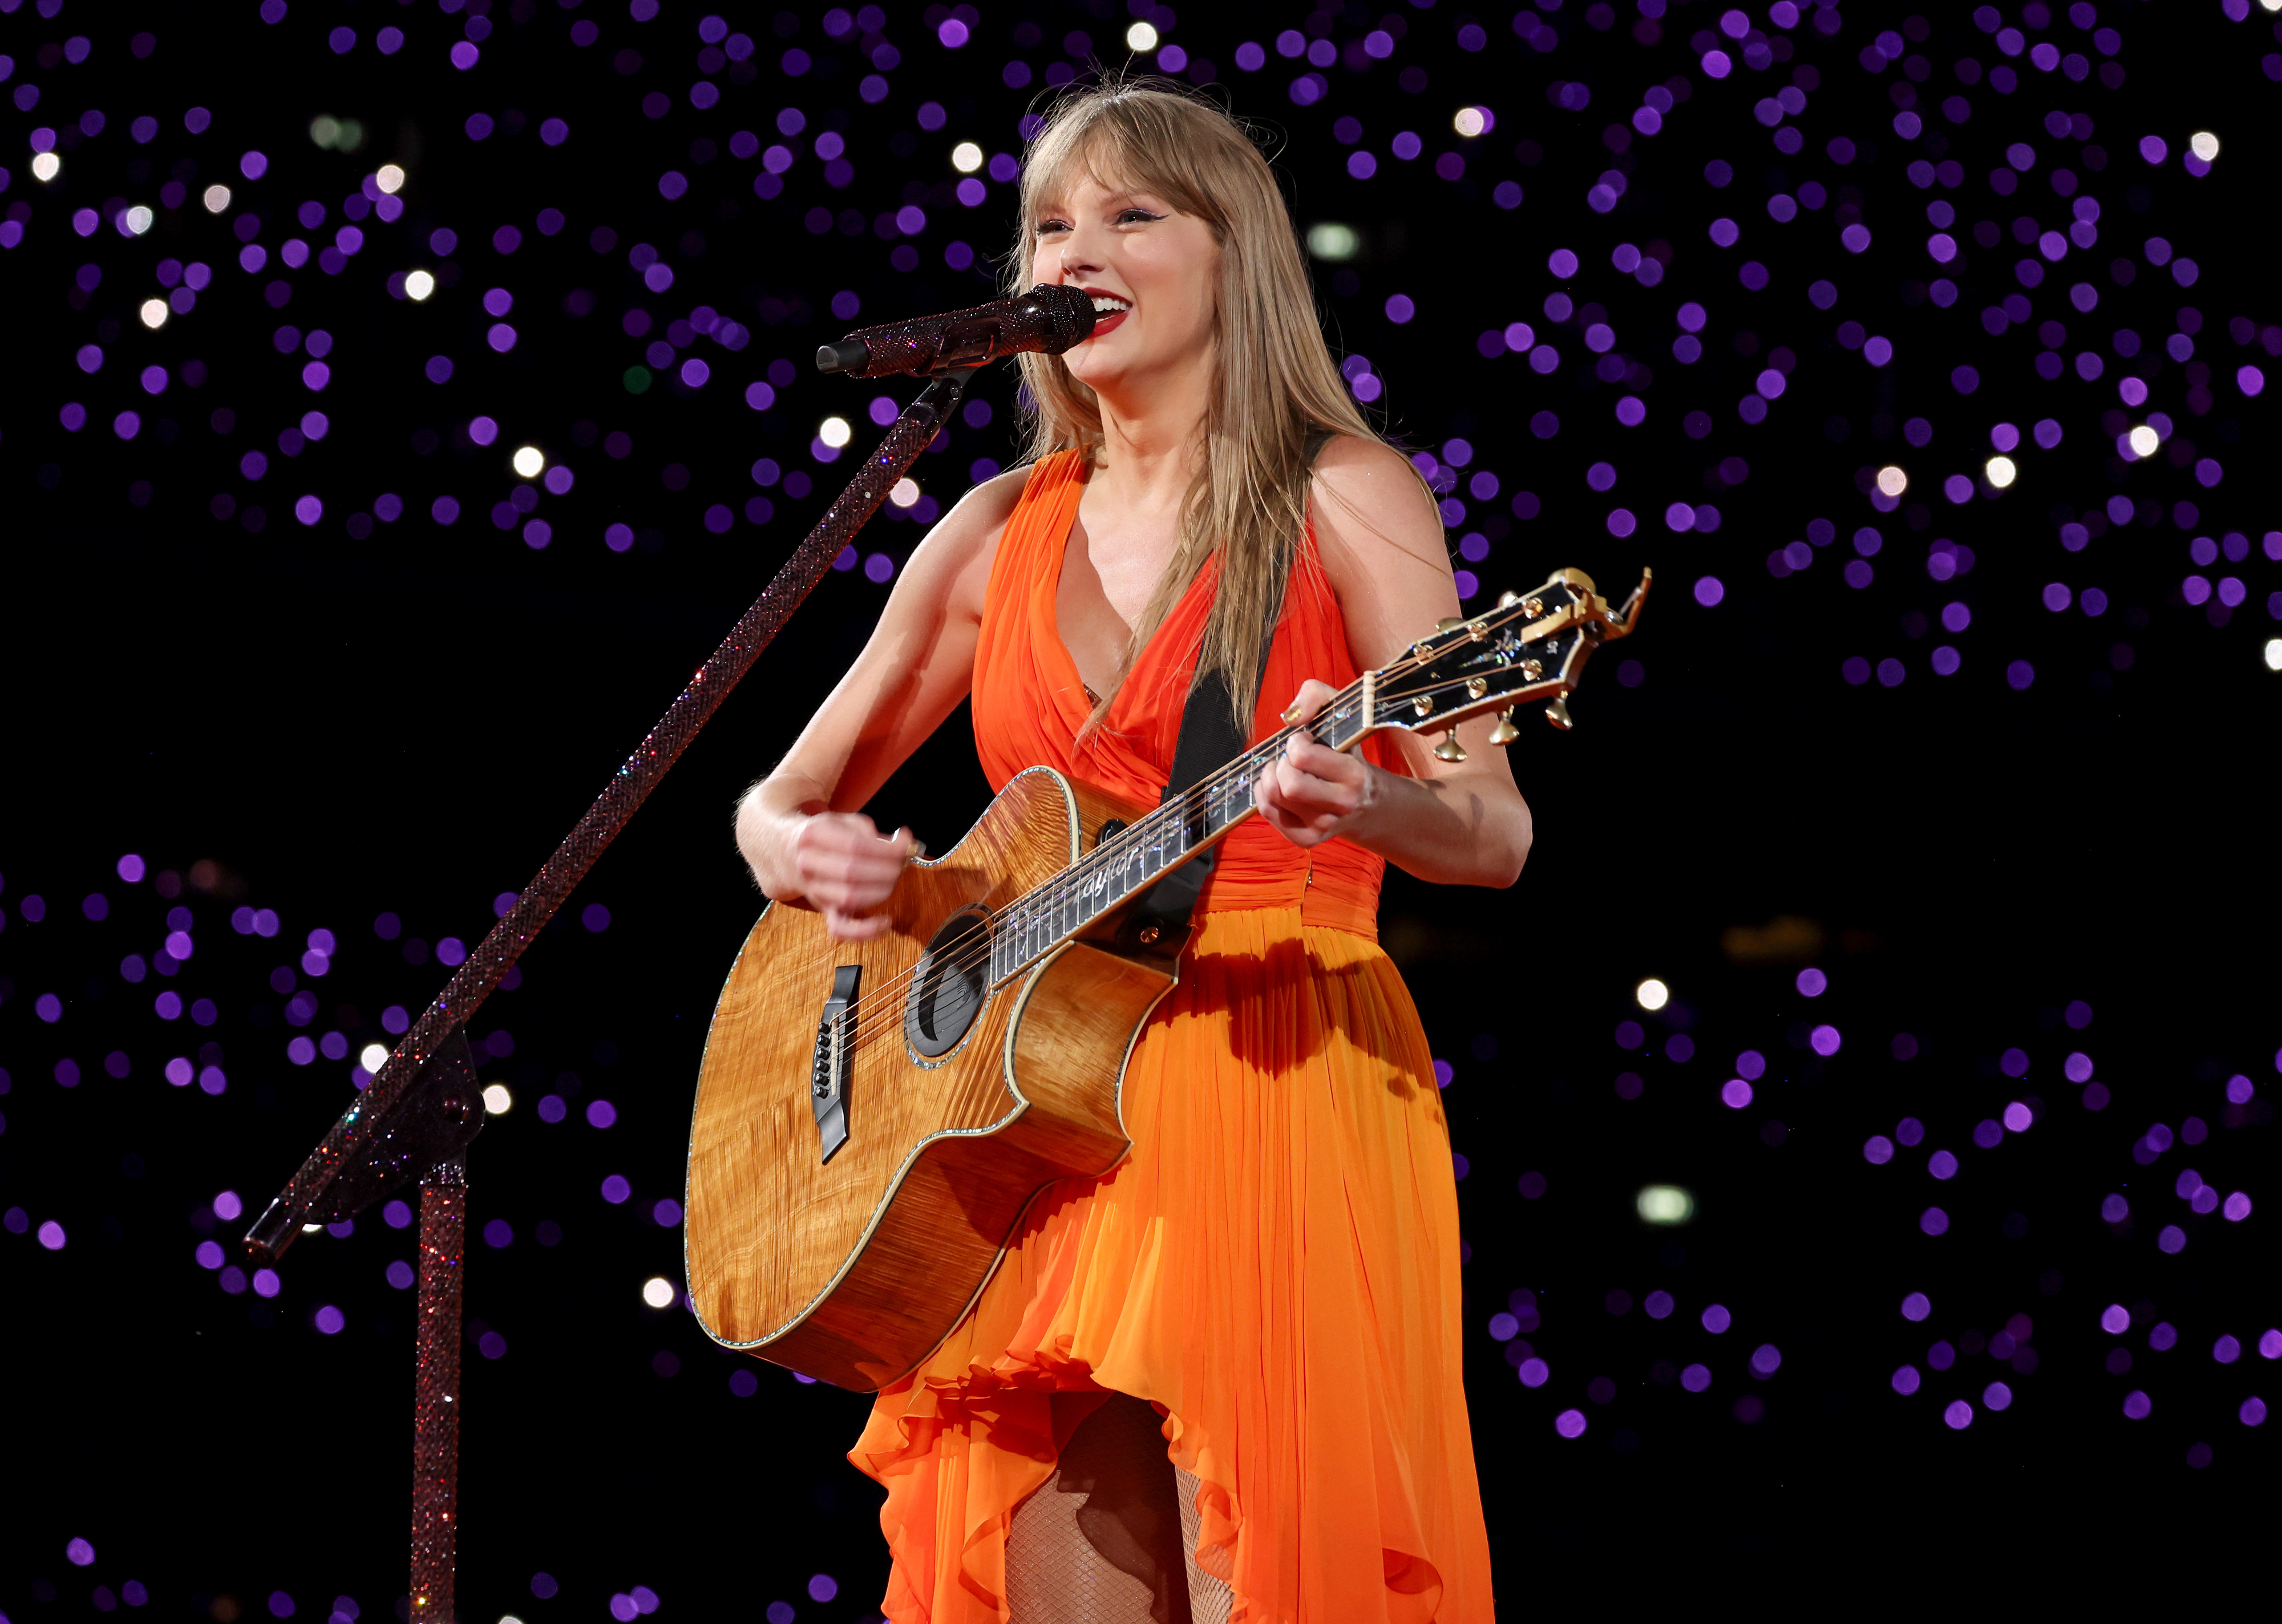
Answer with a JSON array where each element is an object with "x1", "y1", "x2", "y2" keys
[{"x1": 736, "y1": 79, "x2": 1527, "y2": 1623}]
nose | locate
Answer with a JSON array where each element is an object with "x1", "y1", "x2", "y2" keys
[
  {"x1": 1051, "y1": 220, "x2": 1106, "y2": 284},
  {"x1": 1051, "y1": 246, "x2": 1102, "y2": 284}
]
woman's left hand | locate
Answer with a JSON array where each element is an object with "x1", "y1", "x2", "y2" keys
[{"x1": 1255, "y1": 679, "x2": 1375, "y2": 848}]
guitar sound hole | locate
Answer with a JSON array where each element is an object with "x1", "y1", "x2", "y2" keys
[{"x1": 904, "y1": 906, "x2": 991, "y2": 1058}]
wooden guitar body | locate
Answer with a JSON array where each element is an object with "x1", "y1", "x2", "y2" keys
[
  {"x1": 683, "y1": 767, "x2": 1167, "y2": 1392},
  {"x1": 681, "y1": 566, "x2": 1650, "y2": 1392}
]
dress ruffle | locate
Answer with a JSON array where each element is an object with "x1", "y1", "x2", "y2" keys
[
  {"x1": 848, "y1": 451, "x2": 1494, "y2": 1621},
  {"x1": 851, "y1": 912, "x2": 1492, "y2": 1623}
]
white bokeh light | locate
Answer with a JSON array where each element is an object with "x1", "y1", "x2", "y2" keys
[
  {"x1": 1453, "y1": 107, "x2": 1488, "y2": 138},
  {"x1": 889, "y1": 477, "x2": 921, "y2": 508},
  {"x1": 1125, "y1": 21, "x2": 1159, "y2": 51},
  {"x1": 2265, "y1": 638, "x2": 2282, "y2": 672},
  {"x1": 951, "y1": 141, "x2": 984, "y2": 173},
  {"x1": 482, "y1": 1083, "x2": 513, "y2": 1115},
  {"x1": 1985, "y1": 456, "x2": 2017, "y2": 489},
  {"x1": 512, "y1": 446, "x2": 545, "y2": 479},
  {"x1": 139, "y1": 299, "x2": 169, "y2": 330},
  {"x1": 122, "y1": 205, "x2": 154, "y2": 236},
  {"x1": 819, "y1": 415, "x2": 853, "y2": 448},
  {"x1": 203, "y1": 183, "x2": 232, "y2": 212},
  {"x1": 31, "y1": 152, "x2": 60, "y2": 182},
  {"x1": 1876, "y1": 465, "x2": 1908, "y2": 497},
  {"x1": 359, "y1": 1043, "x2": 391, "y2": 1073},
  {"x1": 1636, "y1": 1185, "x2": 1696, "y2": 1225},
  {"x1": 404, "y1": 270, "x2": 436, "y2": 301},
  {"x1": 376, "y1": 164, "x2": 407, "y2": 194},
  {"x1": 2189, "y1": 131, "x2": 2220, "y2": 162},
  {"x1": 1636, "y1": 978, "x2": 1670, "y2": 1012},
  {"x1": 2127, "y1": 425, "x2": 2159, "y2": 458},
  {"x1": 641, "y1": 1277, "x2": 677, "y2": 1309}
]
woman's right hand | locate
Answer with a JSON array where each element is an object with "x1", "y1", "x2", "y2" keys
[{"x1": 785, "y1": 812, "x2": 915, "y2": 941}]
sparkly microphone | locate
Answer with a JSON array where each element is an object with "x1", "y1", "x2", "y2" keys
[{"x1": 815, "y1": 282, "x2": 1098, "y2": 378}]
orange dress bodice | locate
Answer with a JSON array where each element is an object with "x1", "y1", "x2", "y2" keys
[
  {"x1": 848, "y1": 448, "x2": 1495, "y2": 1623},
  {"x1": 968, "y1": 448, "x2": 1397, "y2": 937}
]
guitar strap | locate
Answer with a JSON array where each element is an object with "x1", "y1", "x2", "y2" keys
[
  {"x1": 1116, "y1": 623, "x2": 1274, "y2": 959},
  {"x1": 1119, "y1": 431, "x2": 1328, "y2": 958}
]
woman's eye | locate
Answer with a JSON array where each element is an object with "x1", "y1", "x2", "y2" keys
[
  {"x1": 1117, "y1": 209, "x2": 1163, "y2": 225},
  {"x1": 1034, "y1": 218, "x2": 1070, "y2": 236}
]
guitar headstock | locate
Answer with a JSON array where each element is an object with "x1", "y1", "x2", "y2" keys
[{"x1": 1367, "y1": 567, "x2": 1650, "y2": 757}]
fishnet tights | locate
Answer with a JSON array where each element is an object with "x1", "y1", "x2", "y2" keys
[{"x1": 1004, "y1": 1395, "x2": 1233, "y2": 1624}]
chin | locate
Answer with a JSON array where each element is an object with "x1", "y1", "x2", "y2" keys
[{"x1": 1061, "y1": 350, "x2": 1124, "y2": 391}]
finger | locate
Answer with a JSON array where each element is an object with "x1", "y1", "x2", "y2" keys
[
  {"x1": 1284, "y1": 735, "x2": 1363, "y2": 783},
  {"x1": 1276, "y1": 759, "x2": 1358, "y2": 825},
  {"x1": 825, "y1": 907, "x2": 893, "y2": 942},
  {"x1": 1277, "y1": 678, "x2": 1341, "y2": 728},
  {"x1": 1255, "y1": 766, "x2": 1293, "y2": 826}
]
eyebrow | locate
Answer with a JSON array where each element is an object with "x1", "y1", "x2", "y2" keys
[{"x1": 1034, "y1": 180, "x2": 1160, "y2": 214}]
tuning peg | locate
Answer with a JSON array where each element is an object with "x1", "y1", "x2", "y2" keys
[
  {"x1": 1487, "y1": 708, "x2": 1520, "y2": 745},
  {"x1": 1433, "y1": 729, "x2": 1468, "y2": 763},
  {"x1": 1544, "y1": 696, "x2": 1573, "y2": 731},
  {"x1": 1436, "y1": 616, "x2": 1467, "y2": 633}
]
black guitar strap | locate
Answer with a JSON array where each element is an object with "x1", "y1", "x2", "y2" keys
[
  {"x1": 1119, "y1": 432, "x2": 1327, "y2": 957},
  {"x1": 1116, "y1": 635, "x2": 1273, "y2": 958}
]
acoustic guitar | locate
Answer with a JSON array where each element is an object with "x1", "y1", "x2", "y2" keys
[{"x1": 683, "y1": 567, "x2": 1649, "y2": 1390}]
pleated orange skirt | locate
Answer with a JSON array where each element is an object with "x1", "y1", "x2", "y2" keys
[{"x1": 849, "y1": 907, "x2": 1495, "y2": 1622}]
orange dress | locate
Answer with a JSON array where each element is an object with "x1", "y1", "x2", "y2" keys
[{"x1": 849, "y1": 450, "x2": 1495, "y2": 1622}]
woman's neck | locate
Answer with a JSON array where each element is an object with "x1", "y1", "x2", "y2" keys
[{"x1": 1085, "y1": 351, "x2": 1213, "y2": 514}]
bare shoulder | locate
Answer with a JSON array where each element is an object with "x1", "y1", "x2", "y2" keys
[
  {"x1": 898, "y1": 461, "x2": 1035, "y2": 620},
  {"x1": 913, "y1": 461, "x2": 1032, "y2": 572},
  {"x1": 1306, "y1": 434, "x2": 1450, "y2": 592}
]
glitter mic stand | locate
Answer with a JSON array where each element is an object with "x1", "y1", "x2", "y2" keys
[{"x1": 239, "y1": 365, "x2": 981, "y2": 1623}]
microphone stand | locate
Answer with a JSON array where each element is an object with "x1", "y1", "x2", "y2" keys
[{"x1": 242, "y1": 362, "x2": 982, "y2": 1623}]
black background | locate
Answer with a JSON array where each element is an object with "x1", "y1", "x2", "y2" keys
[{"x1": 3, "y1": 0, "x2": 2277, "y2": 1617}]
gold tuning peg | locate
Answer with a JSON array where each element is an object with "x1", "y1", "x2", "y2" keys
[
  {"x1": 1433, "y1": 729, "x2": 1468, "y2": 763},
  {"x1": 1487, "y1": 709, "x2": 1520, "y2": 746},
  {"x1": 1435, "y1": 616, "x2": 1467, "y2": 633},
  {"x1": 1498, "y1": 590, "x2": 1522, "y2": 608},
  {"x1": 1543, "y1": 696, "x2": 1573, "y2": 731}
]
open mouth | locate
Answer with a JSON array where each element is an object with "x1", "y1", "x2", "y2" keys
[{"x1": 1081, "y1": 289, "x2": 1131, "y2": 338}]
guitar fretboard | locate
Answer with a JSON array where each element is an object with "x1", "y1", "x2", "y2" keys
[
  {"x1": 972, "y1": 572, "x2": 1613, "y2": 989},
  {"x1": 985, "y1": 673, "x2": 1377, "y2": 987}
]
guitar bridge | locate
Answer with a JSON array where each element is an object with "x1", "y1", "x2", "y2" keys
[{"x1": 810, "y1": 965, "x2": 859, "y2": 1164}]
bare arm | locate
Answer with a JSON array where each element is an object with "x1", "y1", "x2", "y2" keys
[
  {"x1": 734, "y1": 467, "x2": 1027, "y2": 937},
  {"x1": 1253, "y1": 436, "x2": 1534, "y2": 889}
]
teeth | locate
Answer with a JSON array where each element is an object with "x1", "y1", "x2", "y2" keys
[{"x1": 1090, "y1": 296, "x2": 1130, "y2": 313}]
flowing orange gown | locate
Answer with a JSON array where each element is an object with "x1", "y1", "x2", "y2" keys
[{"x1": 849, "y1": 450, "x2": 1496, "y2": 1622}]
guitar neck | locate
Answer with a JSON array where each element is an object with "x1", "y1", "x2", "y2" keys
[
  {"x1": 985, "y1": 671, "x2": 1381, "y2": 988},
  {"x1": 981, "y1": 565, "x2": 1647, "y2": 988}
]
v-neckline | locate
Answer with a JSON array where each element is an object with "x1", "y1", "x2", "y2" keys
[{"x1": 1039, "y1": 451, "x2": 1217, "y2": 722}]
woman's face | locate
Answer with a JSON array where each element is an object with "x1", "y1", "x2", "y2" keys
[{"x1": 1026, "y1": 167, "x2": 1220, "y2": 399}]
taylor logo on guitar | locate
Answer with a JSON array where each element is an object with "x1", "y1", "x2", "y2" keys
[{"x1": 683, "y1": 566, "x2": 1649, "y2": 1391}]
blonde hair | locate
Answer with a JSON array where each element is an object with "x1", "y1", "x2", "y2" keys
[{"x1": 1009, "y1": 78, "x2": 1402, "y2": 732}]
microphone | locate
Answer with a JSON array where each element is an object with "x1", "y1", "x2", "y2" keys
[{"x1": 815, "y1": 283, "x2": 1098, "y2": 379}]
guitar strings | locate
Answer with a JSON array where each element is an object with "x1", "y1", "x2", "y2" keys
[
  {"x1": 824, "y1": 596, "x2": 1579, "y2": 1053},
  {"x1": 826, "y1": 609, "x2": 1572, "y2": 1055},
  {"x1": 825, "y1": 675, "x2": 1373, "y2": 1055},
  {"x1": 828, "y1": 663, "x2": 1448, "y2": 1056},
  {"x1": 827, "y1": 692, "x2": 1354, "y2": 1054},
  {"x1": 828, "y1": 642, "x2": 1555, "y2": 1056}
]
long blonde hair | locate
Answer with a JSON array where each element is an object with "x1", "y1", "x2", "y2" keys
[{"x1": 1009, "y1": 78, "x2": 1401, "y2": 731}]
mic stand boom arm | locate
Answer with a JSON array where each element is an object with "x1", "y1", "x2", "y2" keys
[{"x1": 242, "y1": 363, "x2": 981, "y2": 1624}]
